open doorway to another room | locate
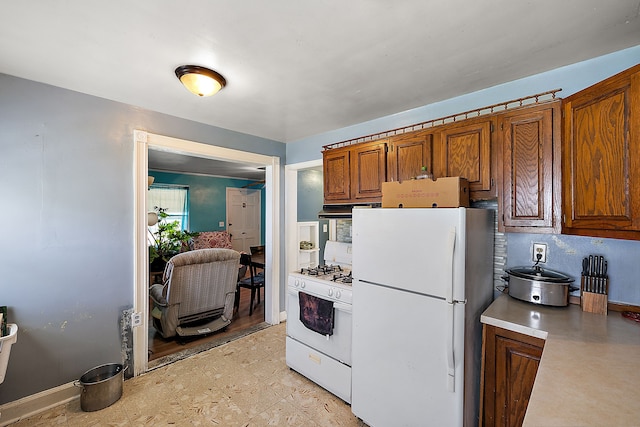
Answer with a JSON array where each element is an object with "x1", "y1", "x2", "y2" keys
[
  {"x1": 146, "y1": 170, "x2": 267, "y2": 365},
  {"x1": 133, "y1": 130, "x2": 281, "y2": 375},
  {"x1": 285, "y1": 160, "x2": 327, "y2": 276}
]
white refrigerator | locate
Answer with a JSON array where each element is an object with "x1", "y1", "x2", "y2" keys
[{"x1": 351, "y1": 207, "x2": 494, "y2": 427}]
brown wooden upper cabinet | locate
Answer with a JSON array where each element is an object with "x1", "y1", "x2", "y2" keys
[
  {"x1": 387, "y1": 131, "x2": 434, "y2": 182},
  {"x1": 323, "y1": 139, "x2": 387, "y2": 204},
  {"x1": 434, "y1": 117, "x2": 497, "y2": 200},
  {"x1": 323, "y1": 145, "x2": 351, "y2": 203},
  {"x1": 497, "y1": 101, "x2": 561, "y2": 233},
  {"x1": 562, "y1": 64, "x2": 640, "y2": 240},
  {"x1": 351, "y1": 140, "x2": 387, "y2": 202}
]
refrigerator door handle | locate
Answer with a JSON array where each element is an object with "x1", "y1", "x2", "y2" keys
[
  {"x1": 446, "y1": 301, "x2": 455, "y2": 392},
  {"x1": 445, "y1": 226, "x2": 456, "y2": 392},
  {"x1": 445, "y1": 227, "x2": 456, "y2": 304}
]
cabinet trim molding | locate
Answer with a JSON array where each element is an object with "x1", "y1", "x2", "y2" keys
[{"x1": 323, "y1": 89, "x2": 561, "y2": 152}]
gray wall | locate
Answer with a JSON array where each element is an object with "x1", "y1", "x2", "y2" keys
[
  {"x1": 296, "y1": 169, "x2": 323, "y2": 222},
  {"x1": 0, "y1": 74, "x2": 285, "y2": 404},
  {"x1": 506, "y1": 233, "x2": 640, "y2": 305},
  {"x1": 286, "y1": 46, "x2": 640, "y2": 307},
  {"x1": 3, "y1": 44, "x2": 640, "y2": 406},
  {"x1": 286, "y1": 45, "x2": 640, "y2": 164},
  {"x1": 297, "y1": 169, "x2": 328, "y2": 262}
]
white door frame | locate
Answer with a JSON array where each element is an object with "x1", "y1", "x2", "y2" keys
[{"x1": 133, "y1": 130, "x2": 281, "y2": 376}]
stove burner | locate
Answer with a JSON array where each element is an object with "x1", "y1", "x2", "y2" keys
[
  {"x1": 300, "y1": 264, "x2": 343, "y2": 276},
  {"x1": 332, "y1": 271, "x2": 352, "y2": 284}
]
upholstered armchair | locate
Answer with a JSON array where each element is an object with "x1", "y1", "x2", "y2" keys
[{"x1": 149, "y1": 248, "x2": 241, "y2": 338}]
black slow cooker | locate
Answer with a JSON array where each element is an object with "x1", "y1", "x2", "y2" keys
[{"x1": 504, "y1": 266, "x2": 575, "y2": 306}]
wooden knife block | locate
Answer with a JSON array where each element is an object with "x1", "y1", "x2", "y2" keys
[
  {"x1": 581, "y1": 275, "x2": 608, "y2": 315},
  {"x1": 581, "y1": 292, "x2": 607, "y2": 315}
]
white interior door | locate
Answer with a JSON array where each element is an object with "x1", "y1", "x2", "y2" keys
[{"x1": 226, "y1": 187, "x2": 261, "y2": 252}]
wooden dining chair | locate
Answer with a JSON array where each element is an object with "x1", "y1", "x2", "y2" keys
[
  {"x1": 250, "y1": 245, "x2": 265, "y2": 257},
  {"x1": 249, "y1": 244, "x2": 266, "y2": 285},
  {"x1": 237, "y1": 252, "x2": 265, "y2": 316}
]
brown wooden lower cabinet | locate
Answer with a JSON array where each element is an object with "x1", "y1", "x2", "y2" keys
[{"x1": 480, "y1": 325, "x2": 545, "y2": 427}]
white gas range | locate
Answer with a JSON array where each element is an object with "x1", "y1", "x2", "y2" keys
[{"x1": 286, "y1": 241, "x2": 353, "y2": 403}]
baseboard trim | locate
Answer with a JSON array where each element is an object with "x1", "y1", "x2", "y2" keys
[
  {"x1": 0, "y1": 381, "x2": 79, "y2": 426},
  {"x1": 279, "y1": 310, "x2": 287, "y2": 322}
]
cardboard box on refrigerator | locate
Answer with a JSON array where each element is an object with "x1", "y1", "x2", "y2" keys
[{"x1": 382, "y1": 177, "x2": 470, "y2": 208}]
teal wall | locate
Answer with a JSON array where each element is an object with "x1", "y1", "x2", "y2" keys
[{"x1": 150, "y1": 170, "x2": 266, "y2": 243}]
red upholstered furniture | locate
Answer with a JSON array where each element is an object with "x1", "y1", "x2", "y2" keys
[{"x1": 192, "y1": 231, "x2": 233, "y2": 250}]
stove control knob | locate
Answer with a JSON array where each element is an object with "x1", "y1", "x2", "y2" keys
[
  {"x1": 328, "y1": 288, "x2": 334, "y2": 297},
  {"x1": 335, "y1": 290, "x2": 342, "y2": 299},
  {"x1": 300, "y1": 280, "x2": 305, "y2": 289}
]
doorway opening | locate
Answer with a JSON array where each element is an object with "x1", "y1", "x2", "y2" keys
[
  {"x1": 133, "y1": 130, "x2": 281, "y2": 376},
  {"x1": 284, "y1": 159, "x2": 323, "y2": 275}
]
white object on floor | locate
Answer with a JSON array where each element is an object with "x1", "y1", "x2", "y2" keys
[{"x1": 0, "y1": 324, "x2": 18, "y2": 384}]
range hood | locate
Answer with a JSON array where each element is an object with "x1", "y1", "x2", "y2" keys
[{"x1": 318, "y1": 203, "x2": 379, "y2": 219}]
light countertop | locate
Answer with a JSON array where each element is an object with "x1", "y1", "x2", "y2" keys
[{"x1": 481, "y1": 294, "x2": 640, "y2": 427}]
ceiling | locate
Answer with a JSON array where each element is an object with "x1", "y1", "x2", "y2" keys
[
  {"x1": 148, "y1": 149, "x2": 267, "y2": 181},
  {"x1": 1, "y1": 1, "x2": 639, "y2": 178}
]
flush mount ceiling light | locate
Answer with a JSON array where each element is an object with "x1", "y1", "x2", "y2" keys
[{"x1": 175, "y1": 65, "x2": 226, "y2": 97}]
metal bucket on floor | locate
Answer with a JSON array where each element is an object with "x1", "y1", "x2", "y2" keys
[{"x1": 75, "y1": 363, "x2": 125, "y2": 412}]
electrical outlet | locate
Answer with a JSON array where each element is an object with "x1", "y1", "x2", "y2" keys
[
  {"x1": 219, "y1": 221, "x2": 225, "y2": 227},
  {"x1": 532, "y1": 243, "x2": 547, "y2": 263},
  {"x1": 131, "y1": 312, "x2": 143, "y2": 327}
]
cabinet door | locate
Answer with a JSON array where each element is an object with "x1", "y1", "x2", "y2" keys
[
  {"x1": 498, "y1": 102, "x2": 561, "y2": 233},
  {"x1": 351, "y1": 140, "x2": 387, "y2": 202},
  {"x1": 562, "y1": 64, "x2": 640, "y2": 239},
  {"x1": 482, "y1": 325, "x2": 544, "y2": 427},
  {"x1": 387, "y1": 131, "x2": 434, "y2": 182},
  {"x1": 435, "y1": 118, "x2": 496, "y2": 200},
  {"x1": 323, "y1": 147, "x2": 351, "y2": 203}
]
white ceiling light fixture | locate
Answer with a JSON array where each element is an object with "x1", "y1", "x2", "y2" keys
[{"x1": 175, "y1": 65, "x2": 227, "y2": 97}]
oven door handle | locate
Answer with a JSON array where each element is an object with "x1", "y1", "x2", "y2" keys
[
  {"x1": 333, "y1": 301, "x2": 352, "y2": 314},
  {"x1": 288, "y1": 288, "x2": 352, "y2": 313}
]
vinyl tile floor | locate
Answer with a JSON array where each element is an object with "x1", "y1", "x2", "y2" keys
[{"x1": 9, "y1": 323, "x2": 366, "y2": 426}]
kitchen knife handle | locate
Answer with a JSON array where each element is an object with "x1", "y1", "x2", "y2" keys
[{"x1": 599, "y1": 256, "x2": 604, "y2": 276}]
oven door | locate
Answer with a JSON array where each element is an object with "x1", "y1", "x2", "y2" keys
[{"x1": 286, "y1": 286, "x2": 352, "y2": 366}]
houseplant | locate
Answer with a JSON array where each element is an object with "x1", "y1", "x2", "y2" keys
[{"x1": 148, "y1": 207, "x2": 199, "y2": 271}]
